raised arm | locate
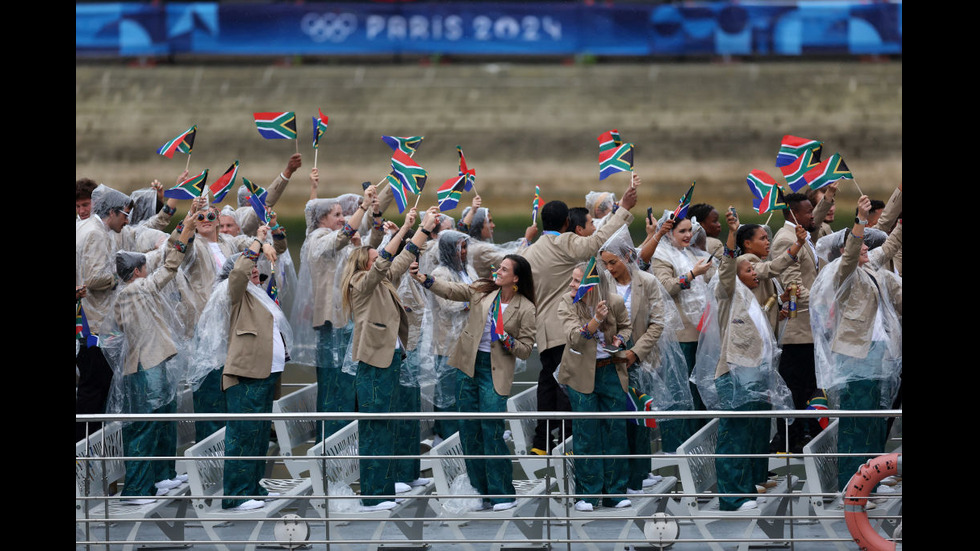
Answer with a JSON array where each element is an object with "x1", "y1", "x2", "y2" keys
[
  {"x1": 836, "y1": 195, "x2": 871, "y2": 287},
  {"x1": 266, "y1": 153, "x2": 301, "y2": 206}
]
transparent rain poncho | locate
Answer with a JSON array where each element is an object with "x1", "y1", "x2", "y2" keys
[
  {"x1": 815, "y1": 227, "x2": 888, "y2": 266},
  {"x1": 102, "y1": 247, "x2": 188, "y2": 417},
  {"x1": 693, "y1": 255, "x2": 793, "y2": 411},
  {"x1": 809, "y1": 239, "x2": 902, "y2": 409},
  {"x1": 290, "y1": 197, "x2": 356, "y2": 366},
  {"x1": 585, "y1": 190, "x2": 616, "y2": 231},
  {"x1": 650, "y1": 210, "x2": 712, "y2": 329},
  {"x1": 599, "y1": 226, "x2": 694, "y2": 411},
  {"x1": 421, "y1": 230, "x2": 477, "y2": 408},
  {"x1": 128, "y1": 188, "x2": 159, "y2": 226},
  {"x1": 186, "y1": 253, "x2": 295, "y2": 390},
  {"x1": 92, "y1": 184, "x2": 131, "y2": 220}
]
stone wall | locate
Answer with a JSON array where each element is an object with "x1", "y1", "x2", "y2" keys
[{"x1": 76, "y1": 60, "x2": 902, "y2": 215}]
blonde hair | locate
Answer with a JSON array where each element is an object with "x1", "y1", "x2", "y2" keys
[{"x1": 340, "y1": 246, "x2": 402, "y2": 321}]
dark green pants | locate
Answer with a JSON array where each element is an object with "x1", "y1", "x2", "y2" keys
[
  {"x1": 626, "y1": 364, "x2": 652, "y2": 491},
  {"x1": 457, "y1": 351, "x2": 515, "y2": 505},
  {"x1": 193, "y1": 368, "x2": 226, "y2": 441},
  {"x1": 433, "y1": 354, "x2": 459, "y2": 439},
  {"x1": 316, "y1": 322, "x2": 356, "y2": 438},
  {"x1": 392, "y1": 352, "x2": 422, "y2": 483},
  {"x1": 659, "y1": 341, "x2": 705, "y2": 453},
  {"x1": 121, "y1": 364, "x2": 177, "y2": 496},
  {"x1": 567, "y1": 365, "x2": 629, "y2": 507},
  {"x1": 222, "y1": 372, "x2": 279, "y2": 509},
  {"x1": 356, "y1": 353, "x2": 401, "y2": 506},
  {"x1": 715, "y1": 372, "x2": 771, "y2": 511}
]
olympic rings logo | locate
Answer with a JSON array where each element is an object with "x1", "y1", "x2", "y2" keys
[{"x1": 301, "y1": 12, "x2": 357, "y2": 43}]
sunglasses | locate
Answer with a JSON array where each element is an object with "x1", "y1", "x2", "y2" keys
[{"x1": 197, "y1": 210, "x2": 218, "y2": 222}]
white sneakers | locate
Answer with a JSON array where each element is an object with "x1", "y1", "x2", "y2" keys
[
  {"x1": 614, "y1": 500, "x2": 632, "y2": 509},
  {"x1": 737, "y1": 500, "x2": 758, "y2": 511},
  {"x1": 155, "y1": 478, "x2": 182, "y2": 491},
  {"x1": 394, "y1": 482, "x2": 412, "y2": 494},
  {"x1": 492, "y1": 501, "x2": 517, "y2": 512},
  {"x1": 229, "y1": 499, "x2": 265, "y2": 511},
  {"x1": 122, "y1": 498, "x2": 157, "y2": 505},
  {"x1": 360, "y1": 500, "x2": 398, "y2": 512},
  {"x1": 409, "y1": 477, "x2": 432, "y2": 487},
  {"x1": 574, "y1": 500, "x2": 594, "y2": 512}
]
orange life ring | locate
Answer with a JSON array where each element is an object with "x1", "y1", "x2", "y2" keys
[{"x1": 843, "y1": 452, "x2": 901, "y2": 551}]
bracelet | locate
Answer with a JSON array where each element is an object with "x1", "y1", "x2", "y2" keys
[
  {"x1": 272, "y1": 229, "x2": 286, "y2": 240},
  {"x1": 358, "y1": 204, "x2": 368, "y2": 212},
  {"x1": 175, "y1": 221, "x2": 184, "y2": 234},
  {"x1": 341, "y1": 223, "x2": 356, "y2": 238},
  {"x1": 162, "y1": 204, "x2": 176, "y2": 216},
  {"x1": 405, "y1": 241, "x2": 421, "y2": 258},
  {"x1": 420, "y1": 274, "x2": 435, "y2": 289},
  {"x1": 420, "y1": 227, "x2": 432, "y2": 238},
  {"x1": 722, "y1": 245, "x2": 738, "y2": 258},
  {"x1": 787, "y1": 248, "x2": 798, "y2": 262},
  {"x1": 456, "y1": 221, "x2": 470, "y2": 233},
  {"x1": 579, "y1": 323, "x2": 598, "y2": 339},
  {"x1": 242, "y1": 247, "x2": 260, "y2": 262},
  {"x1": 280, "y1": 172, "x2": 290, "y2": 181},
  {"x1": 378, "y1": 248, "x2": 394, "y2": 262},
  {"x1": 678, "y1": 273, "x2": 691, "y2": 289},
  {"x1": 269, "y1": 223, "x2": 281, "y2": 232},
  {"x1": 173, "y1": 239, "x2": 187, "y2": 254},
  {"x1": 500, "y1": 332, "x2": 516, "y2": 351},
  {"x1": 372, "y1": 211, "x2": 382, "y2": 218}
]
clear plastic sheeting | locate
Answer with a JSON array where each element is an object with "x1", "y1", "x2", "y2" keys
[
  {"x1": 102, "y1": 252, "x2": 188, "y2": 418},
  {"x1": 651, "y1": 210, "x2": 711, "y2": 328},
  {"x1": 599, "y1": 226, "x2": 693, "y2": 411},
  {"x1": 441, "y1": 474, "x2": 484, "y2": 515},
  {"x1": 810, "y1": 254, "x2": 902, "y2": 409},
  {"x1": 693, "y1": 261, "x2": 793, "y2": 412},
  {"x1": 585, "y1": 190, "x2": 616, "y2": 231},
  {"x1": 128, "y1": 188, "x2": 158, "y2": 226},
  {"x1": 815, "y1": 227, "x2": 888, "y2": 265},
  {"x1": 91, "y1": 184, "x2": 131, "y2": 219}
]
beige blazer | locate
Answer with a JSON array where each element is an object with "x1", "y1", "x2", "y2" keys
[
  {"x1": 741, "y1": 249, "x2": 796, "y2": 335},
  {"x1": 831, "y1": 229, "x2": 903, "y2": 359},
  {"x1": 520, "y1": 207, "x2": 634, "y2": 351},
  {"x1": 621, "y1": 270, "x2": 665, "y2": 365},
  {"x1": 770, "y1": 222, "x2": 819, "y2": 344},
  {"x1": 712, "y1": 254, "x2": 768, "y2": 378},
  {"x1": 873, "y1": 188, "x2": 902, "y2": 276},
  {"x1": 235, "y1": 173, "x2": 289, "y2": 237},
  {"x1": 348, "y1": 246, "x2": 415, "y2": 368},
  {"x1": 651, "y1": 253, "x2": 713, "y2": 343},
  {"x1": 557, "y1": 292, "x2": 632, "y2": 395},
  {"x1": 222, "y1": 254, "x2": 280, "y2": 389},
  {"x1": 426, "y1": 279, "x2": 536, "y2": 396},
  {"x1": 76, "y1": 217, "x2": 115, "y2": 335},
  {"x1": 113, "y1": 231, "x2": 187, "y2": 375}
]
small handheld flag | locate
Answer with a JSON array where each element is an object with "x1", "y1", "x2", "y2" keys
[
  {"x1": 437, "y1": 175, "x2": 467, "y2": 212},
  {"x1": 746, "y1": 170, "x2": 788, "y2": 214},
  {"x1": 531, "y1": 186, "x2": 543, "y2": 225},
  {"x1": 253, "y1": 112, "x2": 297, "y2": 140},
  {"x1": 390, "y1": 149, "x2": 428, "y2": 195},
  {"x1": 806, "y1": 389, "x2": 830, "y2": 430},
  {"x1": 312, "y1": 109, "x2": 329, "y2": 149},
  {"x1": 164, "y1": 169, "x2": 209, "y2": 200},
  {"x1": 572, "y1": 257, "x2": 601, "y2": 303},
  {"x1": 157, "y1": 125, "x2": 197, "y2": 158},
  {"x1": 672, "y1": 182, "x2": 696, "y2": 220},
  {"x1": 266, "y1": 266, "x2": 280, "y2": 306},
  {"x1": 76, "y1": 302, "x2": 99, "y2": 347},
  {"x1": 802, "y1": 152, "x2": 853, "y2": 190},
  {"x1": 382, "y1": 135, "x2": 424, "y2": 156},
  {"x1": 243, "y1": 177, "x2": 270, "y2": 222},
  {"x1": 387, "y1": 174, "x2": 410, "y2": 214},
  {"x1": 626, "y1": 387, "x2": 658, "y2": 428},
  {"x1": 457, "y1": 145, "x2": 476, "y2": 191},
  {"x1": 210, "y1": 160, "x2": 240, "y2": 204},
  {"x1": 598, "y1": 129, "x2": 634, "y2": 180},
  {"x1": 776, "y1": 135, "x2": 823, "y2": 192},
  {"x1": 489, "y1": 293, "x2": 505, "y2": 342}
]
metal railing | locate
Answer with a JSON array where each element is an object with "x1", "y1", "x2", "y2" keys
[{"x1": 76, "y1": 408, "x2": 902, "y2": 550}]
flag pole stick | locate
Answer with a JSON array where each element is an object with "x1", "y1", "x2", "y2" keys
[
  {"x1": 295, "y1": 139, "x2": 299, "y2": 155},
  {"x1": 314, "y1": 149, "x2": 319, "y2": 170},
  {"x1": 850, "y1": 178, "x2": 864, "y2": 196},
  {"x1": 789, "y1": 209, "x2": 799, "y2": 226},
  {"x1": 413, "y1": 193, "x2": 422, "y2": 210},
  {"x1": 185, "y1": 154, "x2": 191, "y2": 173},
  {"x1": 765, "y1": 212, "x2": 774, "y2": 227}
]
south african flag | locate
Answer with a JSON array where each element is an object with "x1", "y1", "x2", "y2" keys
[
  {"x1": 776, "y1": 135, "x2": 823, "y2": 192},
  {"x1": 746, "y1": 170, "x2": 788, "y2": 215},
  {"x1": 598, "y1": 129, "x2": 633, "y2": 180},
  {"x1": 209, "y1": 160, "x2": 240, "y2": 204},
  {"x1": 382, "y1": 135, "x2": 424, "y2": 156},
  {"x1": 390, "y1": 149, "x2": 427, "y2": 195},
  {"x1": 437, "y1": 175, "x2": 467, "y2": 212},
  {"x1": 157, "y1": 125, "x2": 197, "y2": 158},
  {"x1": 164, "y1": 169, "x2": 209, "y2": 200},
  {"x1": 253, "y1": 112, "x2": 297, "y2": 140},
  {"x1": 803, "y1": 152, "x2": 853, "y2": 190},
  {"x1": 572, "y1": 256, "x2": 601, "y2": 303},
  {"x1": 387, "y1": 174, "x2": 410, "y2": 214}
]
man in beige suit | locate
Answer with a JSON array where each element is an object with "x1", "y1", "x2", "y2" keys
[{"x1": 520, "y1": 174, "x2": 638, "y2": 453}]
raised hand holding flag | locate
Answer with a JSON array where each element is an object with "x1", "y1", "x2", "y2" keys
[
  {"x1": 165, "y1": 169, "x2": 209, "y2": 200},
  {"x1": 531, "y1": 186, "x2": 543, "y2": 225},
  {"x1": 573, "y1": 256, "x2": 601, "y2": 303},
  {"x1": 209, "y1": 160, "x2": 240, "y2": 204},
  {"x1": 672, "y1": 182, "x2": 696, "y2": 220},
  {"x1": 598, "y1": 129, "x2": 635, "y2": 181},
  {"x1": 776, "y1": 135, "x2": 823, "y2": 192}
]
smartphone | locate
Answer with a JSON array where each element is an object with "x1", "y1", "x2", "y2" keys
[
  {"x1": 361, "y1": 181, "x2": 371, "y2": 190},
  {"x1": 647, "y1": 207, "x2": 653, "y2": 224}
]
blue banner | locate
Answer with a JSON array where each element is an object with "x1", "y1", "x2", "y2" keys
[{"x1": 76, "y1": 2, "x2": 902, "y2": 58}]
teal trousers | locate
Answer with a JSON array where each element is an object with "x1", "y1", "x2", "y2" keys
[
  {"x1": 316, "y1": 322, "x2": 356, "y2": 438},
  {"x1": 222, "y1": 372, "x2": 279, "y2": 509},
  {"x1": 356, "y1": 353, "x2": 401, "y2": 506}
]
